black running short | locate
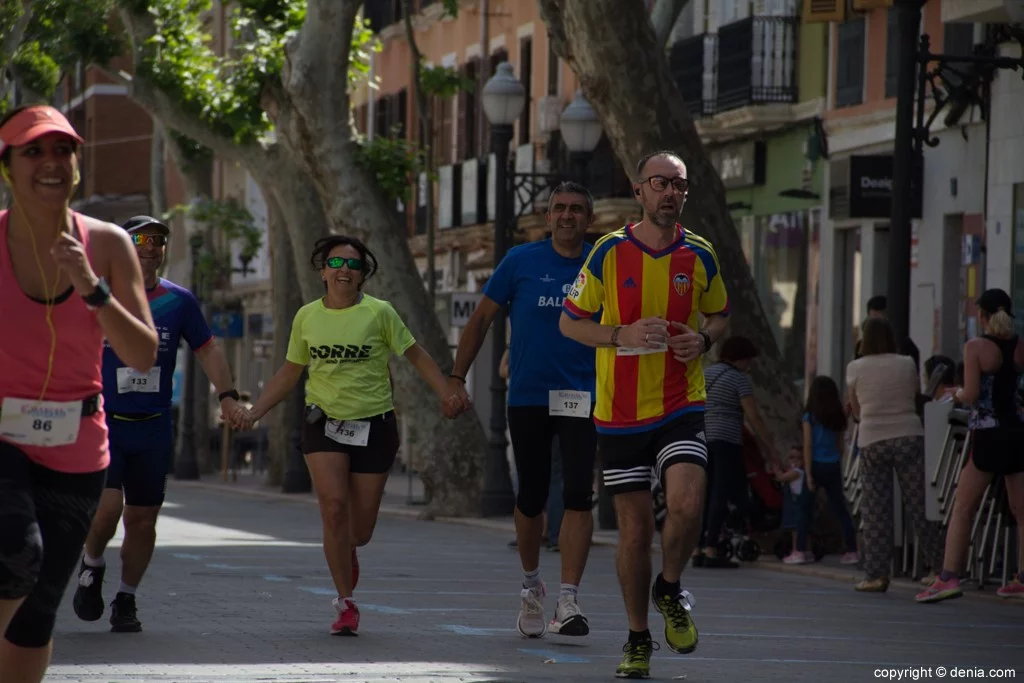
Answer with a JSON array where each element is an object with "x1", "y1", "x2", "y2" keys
[
  {"x1": 0, "y1": 441, "x2": 105, "y2": 648},
  {"x1": 598, "y1": 411, "x2": 708, "y2": 496},
  {"x1": 506, "y1": 405, "x2": 597, "y2": 516},
  {"x1": 301, "y1": 409, "x2": 399, "y2": 474},
  {"x1": 105, "y1": 412, "x2": 174, "y2": 506},
  {"x1": 971, "y1": 424, "x2": 1024, "y2": 476}
]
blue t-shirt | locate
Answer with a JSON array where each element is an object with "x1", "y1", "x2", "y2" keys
[
  {"x1": 102, "y1": 278, "x2": 213, "y2": 415},
  {"x1": 802, "y1": 412, "x2": 842, "y2": 464},
  {"x1": 482, "y1": 239, "x2": 597, "y2": 407}
]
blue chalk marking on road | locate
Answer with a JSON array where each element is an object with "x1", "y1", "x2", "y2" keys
[
  {"x1": 439, "y1": 624, "x2": 494, "y2": 636},
  {"x1": 518, "y1": 648, "x2": 591, "y2": 664},
  {"x1": 299, "y1": 587, "x2": 337, "y2": 596},
  {"x1": 359, "y1": 604, "x2": 411, "y2": 615},
  {"x1": 262, "y1": 574, "x2": 291, "y2": 582},
  {"x1": 171, "y1": 553, "x2": 204, "y2": 560},
  {"x1": 205, "y1": 563, "x2": 243, "y2": 570}
]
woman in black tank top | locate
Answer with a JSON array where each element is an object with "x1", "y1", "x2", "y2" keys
[{"x1": 917, "y1": 289, "x2": 1024, "y2": 603}]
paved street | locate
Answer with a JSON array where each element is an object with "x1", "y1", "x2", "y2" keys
[{"x1": 47, "y1": 483, "x2": 1021, "y2": 683}]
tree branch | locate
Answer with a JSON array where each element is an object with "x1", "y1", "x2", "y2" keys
[
  {"x1": 285, "y1": 0, "x2": 360, "y2": 117},
  {"x1": 537, "y1": 0, "x2": 570, "y2": 62},
  {"x1": 651, "y1": 0, "x2": 689, "y2": 53},
  {"x1": 116, "y1": 7, "x2": 267, "y2": 170},
  {"x1": 1, "y1": 0, "x2": 34, "y2": 66}
]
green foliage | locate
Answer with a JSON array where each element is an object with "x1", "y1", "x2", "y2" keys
[
  {"x1": 441, "y1": 0, "x2": 459, "y2": 17},
  {"x1": 11, "y1": 41, "x2": 60, "y2": 98},
  {"x1": 354, "y1": 130, "x2": 425, "y2": 204},
  {"x1": 350, "y1": 15, "x2": 380, "y2": 92},
  {"x1": 167, "y1": 129, "x2": 213, "y2": 172},
  {"x1": 163, "y1": 196, "x2": 263, "y2": 291},
  {"x1": 420, "y1": 64, "x2": 474, "y2": 98}
]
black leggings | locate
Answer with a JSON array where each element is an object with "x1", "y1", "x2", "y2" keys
[
  {"x1": 0, "y1": 441, "x2": 105, "y2": 648},
  {"x1": 701, "y1": 440, "x2": 750, "y2": 547}
]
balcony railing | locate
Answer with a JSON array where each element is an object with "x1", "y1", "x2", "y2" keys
[
  {"x1": 669, "y1": 33, "x2": 717, "y2": 118},
  {"x1": 669, "y1": 15, "x2": 798, "y2": 117},
  {"x1": 716, "y1": 15, "x2": 798, "y2": 113}
]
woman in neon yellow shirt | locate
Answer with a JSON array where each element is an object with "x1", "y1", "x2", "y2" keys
[{"x1": 241, "y1": 235, "x2": 462, "y2": 636}]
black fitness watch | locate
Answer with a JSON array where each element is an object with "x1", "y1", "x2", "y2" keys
[
  {"x1": 82, "y1": 277, "x2": 112, "y2": 310},
  {"x1": 219, "y1": 390, "x2": 241, "y2": 401},
  {"x1": 700, "y1": 331, "x2": 712, "y2": 354}
]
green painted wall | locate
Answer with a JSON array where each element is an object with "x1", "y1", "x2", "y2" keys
[
  {"x1": 798, "y1": 23, "x2": 828, "y2": 104},
  {"x1": 724, "y1": 123, "x2": 824, "y2": 218}
]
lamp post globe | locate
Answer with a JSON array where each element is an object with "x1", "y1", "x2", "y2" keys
[
  {"x1": 482, "y1": 62, "x2": 526, "y2": 126},
  {"x1": 560, "y1": 90, "x2": 603, "y2": 184}
]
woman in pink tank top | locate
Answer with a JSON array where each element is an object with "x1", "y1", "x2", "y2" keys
[{"x1": 0, "y1": 105, "x2": 157, "y2": 681}]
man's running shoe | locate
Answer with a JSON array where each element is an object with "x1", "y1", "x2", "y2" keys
[
  {"x1": 548, "y1": 594, "x2": 589, "y2": 636},
  {"x1": 996, "y1": 579, "x2": 1024, "y2": 599},
  {"x1": 516, "y1": 582, "x2": 546, "y2": 638},
  {"x1": 72, "y1": 560, "x2": 106, "y2": 622},
  {"x1": 109, "y1": 592, "x2": 142, "y2": 633},
  {"x1": 915, "y1": 577, "x2": 963, "y2": 603},
  {"x1": 351, "y1": 548, "x2": 360, "y2": 591},
  {"x1": 331, "y1": 597, "x2": 359, "y2": 636},
  {"x1": 651, "y1": 585, "x2": 698, "y2": 654},
  {"x1": 615, "y1": 638, "x2": 659, "y2": 679}
]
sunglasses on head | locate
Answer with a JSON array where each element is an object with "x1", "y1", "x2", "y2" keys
[
  {"x1": 326, "y1": 256, "x2": 363, "y2": 270},
  {"x1": 131, "y1": 234, "x2": 168, "y2": 247}
]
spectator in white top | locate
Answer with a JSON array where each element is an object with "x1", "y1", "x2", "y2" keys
[{"x1": 846, "y1": 317, "x2": 944, "y2": 592}]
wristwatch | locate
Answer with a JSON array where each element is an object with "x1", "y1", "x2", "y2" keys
[
  {"x1": 82, "y1": 277, "x2": 112, "y2": 310},
  {"x1": 219, "y1": 390, "x2": 241, "y2": 401},
  {"x1": 699, "y1": 331, "x2": 712, "y2": 353}
]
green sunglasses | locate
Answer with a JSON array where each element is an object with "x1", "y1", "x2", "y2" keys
[
  {"x1": 131, "y1": 234, "x2": 168, "y2": 247},
  {"x1": 326, "y1": 256, "x2": 363, "y2": 270}
]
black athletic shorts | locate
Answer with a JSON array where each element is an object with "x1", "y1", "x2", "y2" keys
[
  {"x1": 0, "y1": 441, "x2": 105, "y2": 648},
  {"x1": 971, "y1": 424, "x2": 1024, "y2": 476},
  {"x1": 506, "y1": 405, "x2": 597, "y2": 515},
  {"x1": 301, "y1": 408, "x2": 399, "y2": 474},
  {"x1": 598, "y1": 411, "x2": 708, "y2": 496},
  {"x1": 105, "y1": 412, "x2": 174, "y2": 506}
]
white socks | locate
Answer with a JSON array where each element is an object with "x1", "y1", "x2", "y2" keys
[
  {"x1": 523, "y1": 568, "x2": 541, "y2": 589},
  {"x1": 560, "y1": 583, "x2": 578, "y2": 598},
  {"x1": 117, "y1": 582, "x2": 137, "y2": 596},
  {"x1": 83, "y1": 554, "x2": 104, "y2": 568}
]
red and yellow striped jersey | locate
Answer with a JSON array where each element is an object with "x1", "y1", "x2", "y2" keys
[{"x1": 563, "y1": 224, "x2": 729, "y2": 434}]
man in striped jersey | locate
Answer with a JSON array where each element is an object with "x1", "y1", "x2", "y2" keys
[{"x1": 559, "y1": 151, "x2": 730, "y2": 679}]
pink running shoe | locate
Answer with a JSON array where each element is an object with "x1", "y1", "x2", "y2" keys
[
  {"x1": 782, "y1": 551, "x2": 807, "y2": 565},
  {"x1": 916, "y1": 577, "x2": 963, "y2": 603},
  {"x1": 840, "y1": 552, "x2": 860, "y2": 565},
  {"x1": 996, "y1": 579, "x2": 1024, "y2": 599},
  {"x1": 331, "y1": 597, "x2": 360, "y2": 636}
]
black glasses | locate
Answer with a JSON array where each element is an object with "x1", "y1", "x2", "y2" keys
[
  {"x1": 131, "y1": 234, "x2": 168, "y2": 247},
  {"x1": 326, "y1": 256, "x2": 363, "y2": 270},
  {"x1": 641, "y1": 175, "x2": 689, "y2": 193}
]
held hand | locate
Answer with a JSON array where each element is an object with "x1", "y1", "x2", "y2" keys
[
  {"x1": 220, "y1": 397, "x2": 241, "y2": 422},
  {"x1": 229, "y1": 406, "x2": 255, "y2": 431},
  {"x1": 50, "y1": 231, "x2": 99, "y2": 295},
  {"x1": 667, "y1": 321, "x2": 703, "y2": 363},
  {"x1": 618, "y1": 317, "x2": 670, "y2": 349},
  {"x1": 442, "y1": 378, "x2": 472, "y2": 418}
]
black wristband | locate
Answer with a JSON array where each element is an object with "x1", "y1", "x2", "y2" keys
[
  {"x1": 218, "y1": 390, "x2": 240, "y2": 402},
  {"x1": 449, "y1": 374, "x2": 466, "y2": 383},
  {"x1": 700, "y1": 331, "x2": 712, "y2": 353},
  {"x1": 610, "y1": 325, "x2": 622, "y2": 347}
]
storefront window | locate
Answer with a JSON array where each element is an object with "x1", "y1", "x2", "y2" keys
[
  {"x1": 1012, "y1": 183, "x2": 1024, "y2": 338},
  {"x1": 745, "y1": 211, "x2": 810, "y2": 383}
]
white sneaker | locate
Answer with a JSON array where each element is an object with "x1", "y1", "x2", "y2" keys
[
  {"x1": 549, "y1": 593, "x2": 589, "y2": 636},
  {"x1": 516, "y1": 582, "x2": 547, "y2": 638}
]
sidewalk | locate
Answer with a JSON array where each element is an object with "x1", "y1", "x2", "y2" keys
[{"x1": 173, "y1": 469, "x2": 1019, "y2": 605}]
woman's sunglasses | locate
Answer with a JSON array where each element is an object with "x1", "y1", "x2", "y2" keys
[
  {"x1": 326, "y1": 256, "x2": 363, "y2": 270},
  {"x1": 131, "y1": 234, "x2": 168, "y2": 247}
]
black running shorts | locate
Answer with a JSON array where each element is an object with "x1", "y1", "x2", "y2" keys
[
  {"x1": 598, "y1": 411, "x2": 708, "y2": 496},
  {"x1": 301, "y1": 409, "x2": 400, "y2": 474}
]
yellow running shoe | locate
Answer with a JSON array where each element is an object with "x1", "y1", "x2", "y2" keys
[
  {"x1": 651, "y1": 586, "x2": 698, "y2": 654},
  {"x1": 615, "y1": 638, "x2": 659, "y2": 679}
]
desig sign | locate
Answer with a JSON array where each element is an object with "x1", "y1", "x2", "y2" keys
[{"x1": 849, "y1": 155, "x2": 893, "y2": 218}]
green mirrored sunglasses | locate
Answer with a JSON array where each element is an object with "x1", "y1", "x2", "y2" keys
[{"x1": 326, "y1": 256, "x2": 363, "y2": 270}]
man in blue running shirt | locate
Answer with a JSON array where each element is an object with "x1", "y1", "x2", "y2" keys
[
  {"x1": 448, "y1": 181, "x2": 598, "y2": 639},
  {"x1": 72, "y1": 215, "x2": 244, "y2": 633}
]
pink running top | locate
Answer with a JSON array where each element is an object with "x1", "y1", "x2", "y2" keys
[{"x1": 0, "y1": 210, "x2": 109, "y2": 472}]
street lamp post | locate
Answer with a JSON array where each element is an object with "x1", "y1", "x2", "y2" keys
[
  {"x1": 890, "y1": 2, "x2": 1024, "y2": 347},
  {"x1": 559, "y1": 89, "x2": 604, "y2": 185},
  {"x1": 480, "y1": 62, "x2": 525, "y2": 517},
  {"x1": 175, "y1": 233, "x2": 205, "y2": 480}
]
